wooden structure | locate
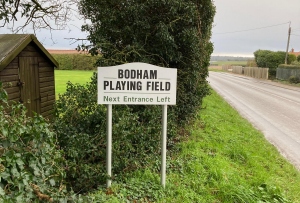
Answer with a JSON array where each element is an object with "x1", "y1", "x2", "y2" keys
[{"x1": 0, "y1": 34, "x2": 58, "y2": 118}]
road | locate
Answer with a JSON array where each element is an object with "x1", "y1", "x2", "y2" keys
[{"x1": 208, "y1": 71, "x2": 300, "y2": 170}]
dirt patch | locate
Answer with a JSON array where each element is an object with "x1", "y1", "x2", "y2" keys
[
  {"x1": 47, "y1": 49, "x2": 88, "y2": 54},
  {"x1": 208, "y1": 66, "x2": 222, "y2": 70}
]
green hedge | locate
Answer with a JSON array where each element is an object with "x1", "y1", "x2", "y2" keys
[
  {"x1": 52, "y1": 54, "x2": 102, "y2": 70},
  {"x1": 254, "y1": 50, "x2": 297, "y2": 78},
  {"x1": 54, "y1": 0, "x2": 215, "y2": 194},
  {"x1": 278, "y1": 64, "x2": 300, "y2": 69}
]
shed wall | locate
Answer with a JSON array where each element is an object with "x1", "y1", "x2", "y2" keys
[
  {"x1": 0, "y1": 42, "x2": 55, "y2": 118},
  {"x1": 0, "y1": 58, "x2": 19, "y2": 102}
]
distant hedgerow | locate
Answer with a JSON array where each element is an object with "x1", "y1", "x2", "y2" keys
[{"x1": 52, "y1": 53, "x2": 101, "y2": 70}]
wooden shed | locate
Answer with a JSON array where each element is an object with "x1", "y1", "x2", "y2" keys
[{"x1": 0, "y1": 34, "x2": 58, "y2": 118}]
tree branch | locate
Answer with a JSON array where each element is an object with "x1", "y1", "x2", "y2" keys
[{"x1": 0, "y1": 0, "x2": 80, "y2": 33}]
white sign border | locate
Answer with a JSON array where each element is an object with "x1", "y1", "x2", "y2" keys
[{"x1": 97, "y1": 62, "x2": 177, "y2": 105}]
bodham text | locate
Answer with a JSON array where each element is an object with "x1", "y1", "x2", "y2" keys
[{"x1": 118, "y1": 69, "x2": 157, "y2": 79}]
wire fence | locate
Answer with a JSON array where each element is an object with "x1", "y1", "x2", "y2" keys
[{"x1": 276, "y1": 68, "x2": 300, "y2": 80}]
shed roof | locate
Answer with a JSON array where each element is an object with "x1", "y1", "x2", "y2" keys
[{"x1": 0, "y1": 34, "x2": 59, "y2": 71}]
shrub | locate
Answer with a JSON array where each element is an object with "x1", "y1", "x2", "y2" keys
[
  {"x1": 54, "y1": 0, "x2": 215, "y2": 193},
  {"x1": 52, "y1": 54, "x2": 101, "y2": 70},
  {"x1": 289, "y1": 75, "x2": 300, "y2": 84},
  {"x1": 80, "y1": 0, "x2": 215, "y2": 124},
  {"x1": 288, "y1": 54, "x2": 297, "y2": 64},
  {"x1": 291, "y1": 61, "x2": 300, "y2": 66},
  {"x1": 278, "y1": 64, "x2": 300, "y2": 69},
  {"x1": 52, "y1": 54, "x2": 73, "y2": 70},
  {"x1": 0, "y1": 82, "x2": 73, "y2": 202},
  {"x1": 253, "y1": 50, "x2": 296, "y2": 78},
  {"x1": 54, "y1": 73, "x2": 177, "y2": 193},
  {"x1": 265, "y1": 51, "x2": 285, "y2": 69},
  {"x1": 246, "y1": 60, "x2": 257, "y2": 67},
  {"x1": 297, "y1": 55, "x2": 300, "y2": 62}
]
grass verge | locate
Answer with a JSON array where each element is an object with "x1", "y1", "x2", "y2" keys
[
  {"x1": 88, "y1": 89, "x2": 300, "y2": 202},
  {"x1": 55, "y1": 70, "x2": 95, "y2": 97},
  {"x1": 272, "y1": 79, "x2": 300, "y2": 87}
]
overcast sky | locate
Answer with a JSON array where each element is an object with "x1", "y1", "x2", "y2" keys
[
  {"x1": 1, "y1": 0, "x2": 300, "y2": 57},
  {"x1": 212, "y1": 0, "x2": 300, "y2": 57}
]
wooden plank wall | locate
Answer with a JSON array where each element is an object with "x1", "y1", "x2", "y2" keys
[
  {"x1": 39, "y1": 60, "x2": 55, "y2": 118},
  {"x1": 232, "y1": 66, "x2": 243, "y2": 74},
  {"x1": 244, "y1": 67, "x2": 269, "y2": 80},
  {"x1": 222, "y1": 65, "x2": 232, "y2": 71},
  {"x1": 0, "y1": 58, "x2": 20, "y2": 102}
]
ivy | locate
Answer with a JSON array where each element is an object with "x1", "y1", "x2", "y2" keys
[{"x1": 0, "y1": 82, "x2": 84, "y2": 202}]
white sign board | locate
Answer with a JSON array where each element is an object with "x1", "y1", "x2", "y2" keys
[{"x1": 98, "y1": 63, "x2": 177, "y2": 105}]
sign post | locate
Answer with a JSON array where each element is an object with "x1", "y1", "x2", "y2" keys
[
  {"x1": 97, "y1": 62, "x2": 177, "y2": 188},
  {"x1": 161, "y1": 104, "x2": 167, "y2": 188},
  {"x1": 106, "y1": 104, "x2": 112, "y2": 187}
]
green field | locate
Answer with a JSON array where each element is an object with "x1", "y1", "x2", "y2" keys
[
  {"x1": 210, "y1": 60, "x2": 248, "y2": 66},
  {"x1": 55, "y1": 70, "x2": 95, "y2": 97}
]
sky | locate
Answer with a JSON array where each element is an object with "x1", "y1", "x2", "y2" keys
[
  {"x1": 1, "y1": 0, "x2": 300, "y2": 57},
  {"x1": 212, "y1": 0, "x2": 300, "y2": 57}
]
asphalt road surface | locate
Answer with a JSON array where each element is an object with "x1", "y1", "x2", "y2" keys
[{"x1": 208, "y1": 71, "x2": 300, "y2": 170}]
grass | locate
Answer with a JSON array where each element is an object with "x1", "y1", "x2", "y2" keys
[
  {"x1": 273, "y1": 79, "x2": 300, "y2": 87},
  {"x1": 53, "y1": 71, "x2": 300, "y2": 202},
  {"x1": 88, "y1": 90, "x2": 300, "y2": 202},
  {"x1": 54, "y1": 70, "x2": 95, "y2": 97},
  {"x1": 165, "y1": 90, "x2": 300, "y2": 202}
]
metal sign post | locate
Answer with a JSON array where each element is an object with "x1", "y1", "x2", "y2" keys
[
  {"x1": 161, "y1": 104, "x2": 167, "y2": 188},
  {"x1": 106, "y1": 104, "x2": 112, "y2": 187}
]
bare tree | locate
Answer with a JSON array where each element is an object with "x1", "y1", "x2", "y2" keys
[{"x1": 0, "y1": 0, "x2": 80, "y2": 33}]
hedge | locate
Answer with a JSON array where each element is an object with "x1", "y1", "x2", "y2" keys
[
  {"x1": 278, "y1": 64, "x2": 300, "y2": 69},
  {"x1": 52, "y1": 54, "x2": 102, "y2": 70}
]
